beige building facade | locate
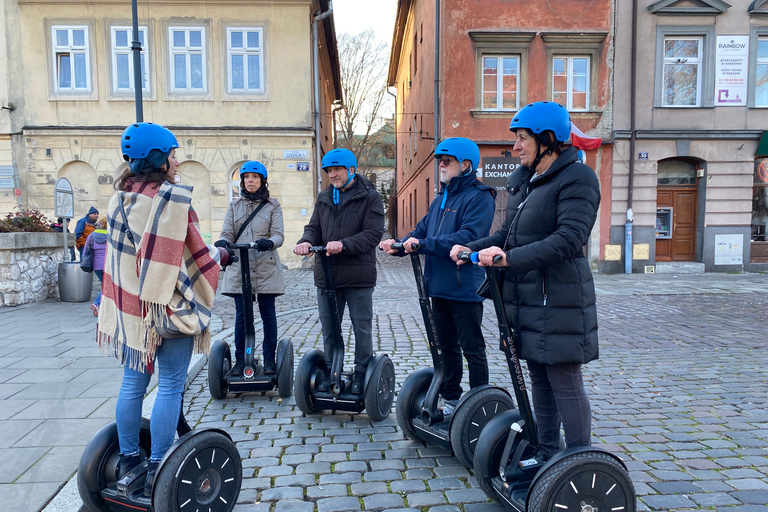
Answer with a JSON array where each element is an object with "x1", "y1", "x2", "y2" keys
[
  {"x1": 611, "y1": 0, "x2": 768, "y2": 272},
  {"x1": 1, "y1": 0, "x2": 341, "y2": 267}
]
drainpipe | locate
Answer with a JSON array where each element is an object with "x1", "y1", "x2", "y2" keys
[
  {"x1": 625, "y1": 0, "x2": 638, "y2": 274},
  {"x1": 387, "y1": 88, "x2": 398, "y2": 237},
  {"x1": 331, "y1": 100, "x2": 344, "y2": 149},
  {"x1": 433, "y1": 0, "x2": 441, "y2": 197},
  {"x1": 313, "y1": 1, "x2": 333, "y2": 192}
]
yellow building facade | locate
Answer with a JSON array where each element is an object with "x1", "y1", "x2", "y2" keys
[{"x1": 1, "y1": 0, "x2": 341, "y2": 267}]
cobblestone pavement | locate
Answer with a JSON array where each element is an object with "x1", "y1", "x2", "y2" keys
[{"x1": 188, "y1": 254, "x2": 768, "y2": 512}]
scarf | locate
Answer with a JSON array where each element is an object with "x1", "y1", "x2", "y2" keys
[
  {"x1": 240, "y1": 184, "x2": 266, "y2": 202},
  {"x1": 97, "y1": 180, "x2": 221, "y2": 371}
]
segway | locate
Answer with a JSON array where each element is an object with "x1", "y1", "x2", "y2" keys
[
  {"x1": 78, "y1": 409, "x2": 242, "y2": 512},
  {"x1": 208, "y1": 241, "x2": 294, "y2": 399},
  {"x1": 293, "y1": 246, "x2": 395, "y2": 421},
  {"x1": 460, "y1": 252, "x2": 636, "y2": 512},
  {"x1": 388, "y1": 242, "x2": 514, "y2": 468}
]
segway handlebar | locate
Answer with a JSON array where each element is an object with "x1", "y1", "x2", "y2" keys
[
  {"x1": 390, "y1": 242, "x2": 420, "y2": 252},
  {"x1": 457, "y1": 251, "x2": 503, "y2": 264},
  {"x1": 230, "y1": 241, "x2": 266, "y2": 251}
]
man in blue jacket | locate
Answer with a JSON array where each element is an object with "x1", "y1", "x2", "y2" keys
[{"x1": 380, "y1": 137, "x2": 495, "y2": 414}]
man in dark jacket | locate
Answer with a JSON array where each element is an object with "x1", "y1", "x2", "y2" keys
[
  {"x1": 294, "y1": 148, "x2": 385, "y2": 395},
  {"x1": 75, "y1": 206, "x2": 99, "y2": 254},
  {"x1": 380, "y1": 137, "x2": 495, "y2": 414},
  {"x1": 452, "y1": 101, "x2": 601, "y2": 461}
]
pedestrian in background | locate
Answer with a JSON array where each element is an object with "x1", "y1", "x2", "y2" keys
[
  {"x1": 451, "y1": 101, "x2": 601, "y2": 462},
  {"x1": 51, "y1": 217, "x2": 76, "y2": 261},
  {"x1": 75, "y1": 206, "x2": 99, "y2": 255},
  {"x1": 214, "y1": 161, "x2": 286, "y2": 376},
  {"x1": 84, "y1": 216, "x2": 108, "y2": 316}
]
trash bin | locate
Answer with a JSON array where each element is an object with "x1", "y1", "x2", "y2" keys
[{"x1": 58, "y1": 261, "x2": 93, "y2": 302}]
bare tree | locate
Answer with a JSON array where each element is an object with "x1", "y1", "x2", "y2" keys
[{"x1": 335, "y1": 29, "x2": 393, "y2": 178}]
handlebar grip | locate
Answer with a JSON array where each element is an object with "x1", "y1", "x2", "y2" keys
[
  {"x1": 392, "y1": 242, "x2": 420, "y2": 252},
  {"x1": 309, "y1": 246, "x2": 326, "y2": 253},
  {"x1": 457, "y1": 251, "x2": 504, "y2": 264}
]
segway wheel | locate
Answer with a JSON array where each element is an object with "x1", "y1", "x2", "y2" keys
[
  {"x1": 395, "y1": 367, "x2": 433, "y2": 442},
  {"x1": 153, "y1": 430, "x2": 243, "y2": 512},
  {"x1": 276, "y1": 338, "x2": 294, "y2": 398},
  {"x1": 294, "y1": 349, "x2": 326, "y2": 415},
  {"x1": 450, "y1": 387, "x2": 515, "y2": 468},
  {"x1": 77, "y1": 418, "x2": 152, "y2": 512},
  {"x1": 364, "y1": 356, "x2": 395, "y2": 421},
  {"x1": 208, "y1": 339, "x2": 231, "y2": 400},
  {"x1": 528, "y1": 450, "x2": 636, "y2": 512},
  {"x1": 473, "y1": 409, "x2": 530, "y2": 502}
]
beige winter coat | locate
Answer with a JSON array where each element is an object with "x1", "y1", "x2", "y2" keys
[{"x1": 218, "y1": 196, "x2": 285, "y2": 296}]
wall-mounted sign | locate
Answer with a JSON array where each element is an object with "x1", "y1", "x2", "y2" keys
[
  {"x1": 479, "y1": 157, "x2": 521, "y2": 191},
  {"x1": 284, "y1": 150, "x2": 309, "y2": 159},
  {"x1": 0, "y1": 166, "x2": 13, "y2": 189},
  {"x1": 54, "y1": 177, "x2": 74, "y2": 218},
  {"x1": 715, "y1": 35, "x2": 749, "y2": 106},
  {"x1": 714, "y1": 234, "x2": 743, "y2": 265},
  {"x1": 286, "y1": 164, "x2": 296, "y2": 170},
  {"x1": 0, "y1": 178, "x2": 13, "y2": 189},
  {"x1": 604, "y1": 244, "x2": 621, "y2": 261},
  {"x1": 297, "y1": 162, "x2": 310, "y2": 172},
  {"x1": 638, "y1": 152, "x2": 648, "y2": 160}
]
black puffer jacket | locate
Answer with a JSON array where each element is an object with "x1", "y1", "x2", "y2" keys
[
  {"x1": 298, "y1": 174, "x2": 385, "y2": 288},
  {"x1": 468, "y1": 147, "x2": 601, "y2": 365}
]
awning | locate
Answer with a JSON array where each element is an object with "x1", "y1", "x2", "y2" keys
[{"x1": 757, "y1": 131, "x2": 768, "y2": 158}]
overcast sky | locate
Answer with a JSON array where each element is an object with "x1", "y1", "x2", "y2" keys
[{"x1": 332, "y1": 0, "x2": 397, "y2": 43}]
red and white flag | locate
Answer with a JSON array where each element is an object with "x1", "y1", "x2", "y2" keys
[{"x1": 570, "y1": 122, "x2": 602, "y2": 150}]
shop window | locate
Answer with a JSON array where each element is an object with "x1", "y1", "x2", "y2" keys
[
  {"x1": 654, "y1": 26, "x2": 715, "y2": 108},
  {"x1": 752, "y1": 159, "x2": 768, "y2": 242}
]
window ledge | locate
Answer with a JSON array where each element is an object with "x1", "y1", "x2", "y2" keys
[{"x1": 470, "y1": 109, "x2": 518, "y2": 118}]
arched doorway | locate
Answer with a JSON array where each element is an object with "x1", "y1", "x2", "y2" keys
[{"x1": 656, "y1": 158, "x2": 699, "y2": 261}]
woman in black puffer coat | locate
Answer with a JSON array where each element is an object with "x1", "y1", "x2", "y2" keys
[{"x1": 451, "y1": 101, "x2": 600, "y2": 461}]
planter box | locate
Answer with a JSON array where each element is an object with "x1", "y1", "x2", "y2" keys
[{"x1": 0, "y1": 232, "x2": 76, "y2": 306}]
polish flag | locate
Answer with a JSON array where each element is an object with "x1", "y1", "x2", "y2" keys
[{"x1": 570, "y1": 122, "x2": 602, "y2": 150}]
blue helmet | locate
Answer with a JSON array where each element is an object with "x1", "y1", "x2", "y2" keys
[
  {"x1": 121, "y1": 122, "x2": 179, "y2": 161},
  {"x1": 239, "y1": 161, "x2": 268, "y2": 180},
  {"x1": 435, "y1": 137, "x2": 481, "y2": 170},
  {"x1": 509, "y1": 102, "x2": 571, "y2": 142},
  {"x1": 321, "y1": 148, "x2": 357, "y2": 172}
]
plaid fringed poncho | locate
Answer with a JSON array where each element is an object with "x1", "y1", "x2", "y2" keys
[{"x1": 97, "y1": 180, "x2": 221, "y2": 371}]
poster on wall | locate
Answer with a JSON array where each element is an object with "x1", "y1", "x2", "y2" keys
[
  {"x1": 714, "y1": 234, "x2": 744, "y2": 265},
  {"x1": 714, "y1": 35, "x2": 749, "y2": 106}
]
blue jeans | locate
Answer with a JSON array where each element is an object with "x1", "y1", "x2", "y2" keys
[
  {"x1": 233, "y1": 294, "x2": 278, "y2": 363},
  {"x1": 94, "y1": 270, "x2": 103, "y2": 307},
  {"x1": 115, "y1": 336, "x2": 193, "y2": 462}
]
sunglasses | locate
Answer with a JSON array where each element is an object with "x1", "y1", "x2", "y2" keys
[{"x1": 435, "y1": 156, "x2": 454, "y2": 166}]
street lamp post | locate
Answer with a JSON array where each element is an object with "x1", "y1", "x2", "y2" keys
[{"x1": 131, "y1": 0, "x2": 143, "y2": 122}]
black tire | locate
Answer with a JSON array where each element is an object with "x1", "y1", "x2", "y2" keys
[
  {"x1": 395, "y1": 368, "x2": 433, "y2": 442},
  {"x1": 450, "y1": 387, "x2": 515, "y2": 469},
  {"x1": 208, "y1": 340, "x2": 230, "y2": 400},
  {"x1": 294, "y1": 349, "x2": 326, "y2": 415},
  {"x1": 528, "y1": 450, "x2": 636, "y2": 512},
  {"x1": 473, "y1": 409, "x2": 530, "y2": 502},
  {"x1": 276, "y1": 339, "x2": 294, "y2": 398},
  {"x1": 77, "y1": 419, "x2": 152, "y2": 512},
  {"x1": 364, "y1": 356, "x2": 396, "y2": 421},
  {"x1": 153, "y1": 430, "x2": 242, "y2": 512}
]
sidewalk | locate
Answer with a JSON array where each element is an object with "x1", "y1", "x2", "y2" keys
[{"x1": 0, "y1": 257, "x2": 766, "y2": 512}]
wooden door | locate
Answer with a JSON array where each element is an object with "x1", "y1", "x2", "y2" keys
[{"x1": 656, "y1": 187, "x2": 697, "y2": 261}]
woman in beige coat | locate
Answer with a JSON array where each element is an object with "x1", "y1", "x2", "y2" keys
[{"x1": 215, "y1": 161, "x2": 285, "y2": 375}]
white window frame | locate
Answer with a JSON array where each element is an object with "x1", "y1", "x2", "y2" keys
[
  {"x1": 654, "y1": 26, "x2": 715, "y2": 108},
  {"x1": 661, "y1": 36, "x2": 702, "y2": 107},
  {"x1": 169, "y1": 26, "x2": 207, "y2": 93},
  {"x1": 552, "y1": 55, "x2": 590, "y2": 111},
  {"x1": 110, "y1": 26, "x2": 149, "y2": 94},
  {"x1": 51, "y1": 25, "x2": 91, "y2": 92},
  {"x1": 749, "y1": 27, "x2": 768, "y2": 108},
  {"x1": 481, "y1": 55, "x2": 520, "y2": 111},
  {"x1": 226, "y1": 27, "x2": 264, "y2": 93}
]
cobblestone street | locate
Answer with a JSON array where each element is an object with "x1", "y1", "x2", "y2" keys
[{"x1": 189, "y1": 254, "x2": 768, "y2": 512}]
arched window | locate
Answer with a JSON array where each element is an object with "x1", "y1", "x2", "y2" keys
[{"x1": 657, "y1": 158, "x2": 697, "y2": 186}]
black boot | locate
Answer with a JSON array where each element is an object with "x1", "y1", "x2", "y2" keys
[
  {"x1": 231, "y1": 360, "x2": 244, "y2": 376},
  {"x1": 351, "y1": 371, "x2": 365, "y2": 395},
  {"x1": 144, "y1": 461, "x2": 159, "y2": 498},
  {"x1": 117, "y1": 454, "x2": 141, "y2": 480},
  {"x1": 264, "y1": 355, "x2": 276, "y2": 375}
]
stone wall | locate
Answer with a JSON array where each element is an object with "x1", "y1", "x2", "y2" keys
[{"x1": 0, "y1": 232, "x2": 72, "y2": 306}]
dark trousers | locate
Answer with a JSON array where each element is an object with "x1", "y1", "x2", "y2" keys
[
  {"x1": 233, "y1": 293, "x2": 278, "y2": 363},
  {"x1": 431, "y1": 298, "x2": 488, "y2": 401},
  {"x1": 316, "y1": 287, "x2": 373, "y2": 375},
  {"x1": 527, "y1": 361, "x2": 592, "y2": 460}
]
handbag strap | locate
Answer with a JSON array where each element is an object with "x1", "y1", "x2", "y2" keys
[
  {"x1": 234, "y1": 201, "x2": 267, "y2": 243},
  {"x1": 117, "y1": 193, "x2": 137, "y2": 248}
]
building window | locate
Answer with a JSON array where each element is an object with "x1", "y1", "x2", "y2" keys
[
  {"x1": 662, "y1": 37, "x2": 702, "y2": 107},
  {"x1": 227, "y1": 27, "x2": 263, "y2": 93},
  {"x1": 757, "y1": 37, "x2": 768, "y2": 106},
  {"x1": 482, "y1": 56, "x2": 519, "y2": 110},
  {"x1": 111, "y1": 27, "x2": 148, "y2": 93},
  {"x1": 170, "y1": 26, "x2": 206, "y2": 92},
  {"x1": 412, "y1": 116, "x2": 417, "y2": 156},
  {"x1": 752, "y1": 159, "x2": 768, "y2": 241},
  {"x1": 552, "y1": 56, "x2": 589, "y2": 110},
  {"x1": 654, "y1": 26, "x2": 715, "y2": 108},
  {"x1": 52, "y1": 26, "x2": 90, "y2": 91}
]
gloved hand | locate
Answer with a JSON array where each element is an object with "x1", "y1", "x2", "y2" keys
[
  {"x1": 216, "y1": 247, "x2": 238, "y2": 267},
  {"x1": 226, "y1": 247, "x2": 239, "y2": 265},
  {"x1": 214, "y1": 239, "x2": 230, "y2": 248},
  {"x1": 256, "y1": 238, "x2": 274, "y2": 252}
]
